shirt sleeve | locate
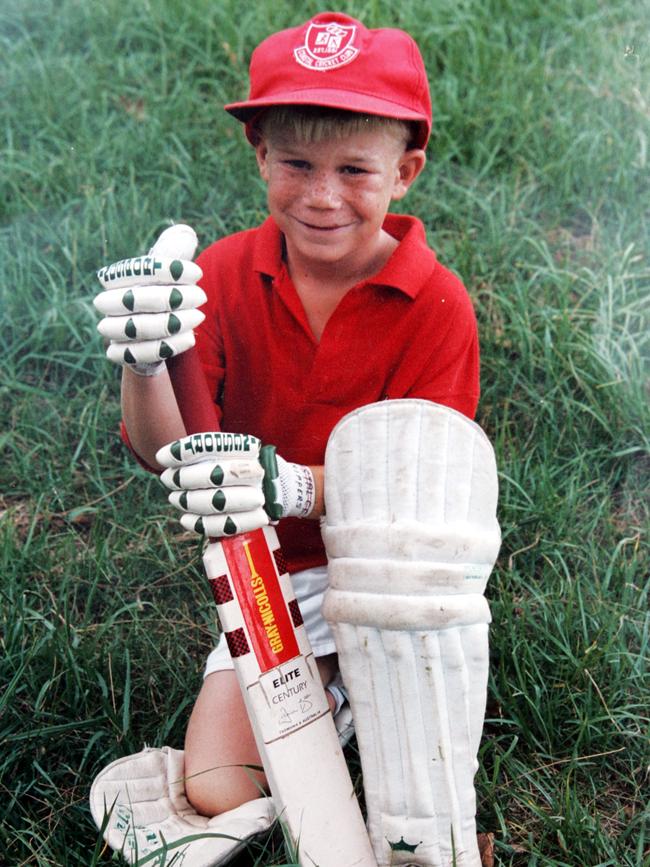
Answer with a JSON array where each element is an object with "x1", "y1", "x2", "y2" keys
[
  {"x1": 386, "y1": 279, "x2": 480, "y2": 420},
  {"x1": 119, "y1": 421, "x2": 162, "y2": 474}
]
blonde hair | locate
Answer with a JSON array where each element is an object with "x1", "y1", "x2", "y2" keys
[{"x1": 251, "y1": 105, "x2": 416, "y2": 149}]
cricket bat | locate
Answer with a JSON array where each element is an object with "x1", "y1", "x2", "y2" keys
[{"x1": 163, "y1": 260, "x2": 375, "y2": 864}]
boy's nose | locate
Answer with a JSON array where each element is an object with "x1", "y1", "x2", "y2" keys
[{"x1": 305, "y1": 171, "x2": 340, "y2": 208}]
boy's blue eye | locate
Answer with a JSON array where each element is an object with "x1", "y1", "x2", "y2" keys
[{"x1": 341, "y1": 165, "x2": 367, "y2": 175}]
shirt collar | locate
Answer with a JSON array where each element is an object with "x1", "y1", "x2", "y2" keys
[
  {"x1": 373, "y1": 214, "x2": 438, "y2": 299},
  {"x1": 252, "y1": 216, "x2": 284, "y2": 280},
  {"x1": 252, "y1": 213, "x2": 437, "y2": 300}
]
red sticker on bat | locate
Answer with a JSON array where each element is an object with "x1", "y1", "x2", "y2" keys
[{"x1": 222, "y1": 532, "x2": 299, "y2": 672}]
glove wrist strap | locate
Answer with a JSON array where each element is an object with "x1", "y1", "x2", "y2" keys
[
  {"x1": 260, "y1": 446, "x2": 315, "y2": 520},
  {"x1": 128, "y1": 360, "x2": 167, "y2": 377},
  {"x1": 288, "y1": 461, "x2": 316, "y2": 519}
]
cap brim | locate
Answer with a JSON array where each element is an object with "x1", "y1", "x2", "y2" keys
[{"x1": 224, "y1": 90, "x2": 430, "y2": 147}]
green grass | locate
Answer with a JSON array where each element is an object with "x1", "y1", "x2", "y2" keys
[{"x1": 1, "y1": 0, "x2": 648, "y2": 864}]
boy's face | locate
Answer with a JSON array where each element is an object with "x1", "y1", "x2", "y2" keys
[{"x1": 255, "y1": 125, "x2": 425, "y2": 279}]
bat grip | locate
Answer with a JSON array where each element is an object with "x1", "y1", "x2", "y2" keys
[{"x1": 167, "y1": 349, "x2": 220, "y2": 435}]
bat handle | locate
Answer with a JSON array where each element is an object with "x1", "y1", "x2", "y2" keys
[{"x1": 167, "y1": 348, "x2": 220, "y2": 434}]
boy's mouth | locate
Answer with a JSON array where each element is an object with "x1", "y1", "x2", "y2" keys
[{"x1": 296, "y1": 219, "x2": 350, "y2": 232}]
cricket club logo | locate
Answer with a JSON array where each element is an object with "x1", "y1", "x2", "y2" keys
[{"x1": 294, "y1": 22, "x2": 359, "y2": 71}]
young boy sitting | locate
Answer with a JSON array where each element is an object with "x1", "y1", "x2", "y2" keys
[{"x1": 91, "y1": 12, "x2": 491, "y2": 866}]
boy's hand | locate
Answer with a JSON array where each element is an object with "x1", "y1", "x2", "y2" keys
[
  {"x1": 156, "y1": 432, "x2": 315, "y2": 537},
  {"x1": 94, "y1": 224, "x2": 206, "y2": 375}
]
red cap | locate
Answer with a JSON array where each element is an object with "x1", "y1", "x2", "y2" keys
[{"x1": 225, "y1": 12, "x2": 432, "y2": 149}]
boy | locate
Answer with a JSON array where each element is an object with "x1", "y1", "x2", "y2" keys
[{"x1": 92, "y1": 12, "x2": 491, "y2": 866}]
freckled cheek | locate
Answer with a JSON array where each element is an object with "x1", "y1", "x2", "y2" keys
[
  {"x1": 346, "y1": 175, "x2": 390, "y2": 201},
  {"x1": 266, "y1": 188, "x2": 296, "y2": 215},
  {"x1": 268, "y1": 176, "x2": 307, "y2": 207},
  {"x1": 347, "y1": 188, "x2": 392, "y2": 218}
]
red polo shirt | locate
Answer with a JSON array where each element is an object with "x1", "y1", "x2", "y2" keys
[{"x1": 190, "y1": 213, "x2": 479, "y2": 572}]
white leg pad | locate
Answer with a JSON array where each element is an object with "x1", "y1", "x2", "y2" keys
[
  {"x1": 322, "y1": 400, "x2": 501, "y2": 867},
  {"x1": 89, "y1": 746, "x2": 275, "y2": 866}
]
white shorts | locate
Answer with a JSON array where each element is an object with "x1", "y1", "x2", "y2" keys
[{"x1": 203, "y1": 565, "x2": 336, "y2": 677}]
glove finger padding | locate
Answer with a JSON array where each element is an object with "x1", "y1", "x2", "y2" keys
[
  {"x1": 179, "y1": 507, "x2": 270, "y2": 537},
  {"x1": 105, "y1": 330, "x2": 196, "y2": 365},
  {"x1": 168, "y1": 486, "x2": 265, "y2": 515},
  {"x1": 161, "y1": 459, "x2": 264, "y2": 491},
  {"x1": 96, "y1": 255, "x2": 202, "y2": 290},
  {"x1": 149, "y1": 222, "x2": 199, "y2": 260},
  {"x1": 94, "y1": 284, "x2": 207, "y2": 316},
  {"x1": 97, "y1": 308, "x2": 205, "y2": 341},
  {"x1": 156, "y1": 432, "x2": 262, "y2": 469},
  {"x1": 89, "y1": 746, "x2": 275, "y2": 866}
]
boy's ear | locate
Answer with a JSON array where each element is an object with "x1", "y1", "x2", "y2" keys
[
  {"x1": 392, "y1": 149, "x2": 427, "y2": 201},
  {"x1": 255, "y1": 141, "x2": 270, "y2": 182}
]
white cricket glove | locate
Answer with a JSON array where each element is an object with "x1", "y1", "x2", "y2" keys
[
  {"x1": 94, "y1": 224, "x2": 206, "y2": 375},
  {"x1": 156, "y1": 432, "x2": 316, "y2": 537}
]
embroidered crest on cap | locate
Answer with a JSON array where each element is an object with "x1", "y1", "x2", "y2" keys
[{"x1": 294, "y1": 22, "x2": 359, "y2": 71}]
